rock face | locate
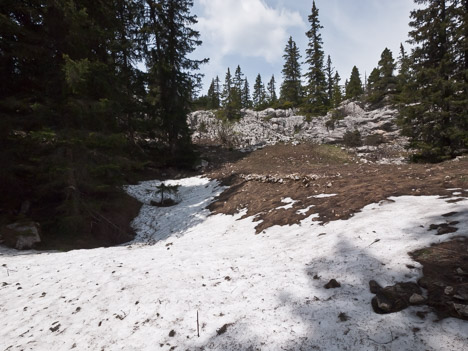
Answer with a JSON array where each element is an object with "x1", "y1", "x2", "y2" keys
[
  {"x1": 0, "y1": 221, "x2": 41, "y2": 250},
  {"x1": 188, "y1": 101, "x2": 408, "y2": 160}
]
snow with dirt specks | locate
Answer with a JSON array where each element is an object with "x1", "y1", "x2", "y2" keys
[{"x1": 1, "y1": 176, "x2": 467, "y2": 351}]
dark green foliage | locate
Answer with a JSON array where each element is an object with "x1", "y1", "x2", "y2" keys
[
  {"x1": 220, "y1": 68, "x2": 242, "y2": 120},
  {"x1": 267, "y1": 75, "x2": 278, "y2": 105},
  {"x1": 343, "y1": 130, "x2": 362, "y2": 147},
  {"x1": 206, "y1": 77, "x2": 221, "y2": 109},
  {"x1": 304, "y1": 1, "x2": 328, "y2": 115},
  {"x1": 366, "y1": 48, "x2": 397, "y2": 105},
  {"x1": 0, "y1": 0, "x2": 205, "y2": 247},
  {"x1": 325, "y1": 55, "x2": 334, "y2": 107},
  {"x1": 399, "y1": 0, "x2": 468, "y2": 161},
  {"x1": 331, "y1": 72, "x2": 343, "y2": 108},
  {"x1": 253, "y1": 74, "x2": 267, "y2": 110},
  {"x1": 280, "y1": 36, "x2": 302, "y2": 105},
  {"x1": 346, "y1": 66, "x2": 364, "y2": 100}
]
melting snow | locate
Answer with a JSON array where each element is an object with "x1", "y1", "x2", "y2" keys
[
  {"x1": 276, "y1": 197, "x2": 297, "y2": 210},
  {"x1": 0, "y1": 176, "x2": 467, "y2": 351}
]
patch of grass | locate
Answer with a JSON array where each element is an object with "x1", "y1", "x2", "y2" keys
[{"x1": 310, "y1": 144, "x2": 351, "y2": 164}]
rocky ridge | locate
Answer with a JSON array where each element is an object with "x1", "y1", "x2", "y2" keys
[{"x1": 189, "y1": 101, "x2": 409, "y2": 163}]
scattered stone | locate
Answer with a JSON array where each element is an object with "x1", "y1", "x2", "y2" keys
[
  {"x1": 442, "y1": 212, "x2": 458, "y2": 217},
  {"x1": 370, "y1": 282, "x2": 422, "y2": 314},
  {"x1": 453, "y1": 303, "x2": 468, "y2": 318},
  {"x1": 338, "y1": 312, "x2": 349, "y2": 322},
  {"x1": 369, "y1": 280, "x2": 382, "y2": 294},
  {"x1": 437, "y1": 225, "x2": 458, "y2": 235},
  {"x1": 444, "y1": 286, "x2": 454, "y2": 295},
  {"x1": 168, "y1": 330, "x2": 176, "y2": 337},
  {"x1": 0, "y1": 221, "x2": 41, "y2": 250},
  {"x1": 216, "y1": 323, "x2": 232, "y2": 336},
  {"x1": 50, "y1": 323, "x2": 61, "y2": 332},
  {"x1": 409, "y1": 293, "x2": 426, "y2": 305},
  {"x1": 324, "y1": 279, "x2": 341, "y2": 289}
]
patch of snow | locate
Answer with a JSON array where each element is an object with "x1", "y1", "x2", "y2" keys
[
  {"x1": 312, "y1": 193, "x2": 337, "y2": 199},
  {"x1": 452, "y1": 192, "x2": 462, "y2": 196},
  {"x1": 0, "y1": 177, "x2": 467, "y2": 350},
  {"x1": 296, "y1": 205, "x2": 315, "y2": 215},
  {"x1": 276, "y1": 197, "x2": 297, "y2": 210}
]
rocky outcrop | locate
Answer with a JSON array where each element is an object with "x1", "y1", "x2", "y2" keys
[
  {"x1": 0, "y1": 221, "x2": 41, "y2": 250},
  {"x1": 188, "y1": 101, "x2": 408, "y2": 159}
]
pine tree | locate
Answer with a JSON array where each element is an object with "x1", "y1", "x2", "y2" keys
[
  {"x1": 221, "y1": 68, "x2": 232, "y2": 108},
  {"x1": 366, "y1": 48, "x2": 397, "y2": 105},
  {"x1": 400, "y1": 0, "x2": 467, "y2": 160},
  {"x1": 280, "y1": 36, "x2": 302, "y2": 105},
  {"x1": 207, "y1": 79, "x2": 219, "y2": 109},
  {"x1": 331, "y1": 72, "x2": 343, "y2": 108},
  {"x1": 267, "y1": 75, "x2": 278, "y2": 105},
  {"x1": 304, "y1": 1, "x2": 328, "y2": 115},
  {"x1": 346, "y1": 66, "x2": 363, "y2": 100},
  {"x1": 253, "y1": 74, "x2": 266, "y2": 109},
  {"x1": 242, "y1": 79, "x2": 252, "y2": 108},
  {"x1": 325, "y1": 55, "x2": 334, "y2": 107},
  {"x1": 395, "y1": 44, "x2": 412, "y2": 104},
  {"x1": 220, "y1": 68, "x2": 240, "y2": 119},
  {"x1": 144, "y1": 0, "x2": 207, "y2": 157}
]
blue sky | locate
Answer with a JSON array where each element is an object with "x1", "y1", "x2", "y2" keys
[{"x1": 190, "y1": 0, "x2": 415, "y2": 95}]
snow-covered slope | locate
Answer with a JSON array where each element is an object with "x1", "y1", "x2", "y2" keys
[{"x1": 1, "y1": 177, "x2": 467, "y2": 350}]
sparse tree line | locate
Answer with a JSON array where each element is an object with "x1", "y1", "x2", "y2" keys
[{"x1": 197, "y1": 0, "x2": 468, "y2": 161}]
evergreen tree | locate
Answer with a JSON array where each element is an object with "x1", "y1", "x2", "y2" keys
[
  {"x1": 280, "y1": 36, "x2": 302, "y2": 105},
  {"x1": 366, "y1": 48, "x2": 397, "y2": 104},
  {"x1": 253, "y1": 74, "x2": 267, "y2": 109},
  {"x1": 232, "y1": 65, "x2": 244, "y2": 109},
  {"x1": 325, "y1": 55, "x2": 334, "y2": 107},
  {"x1": 400, "y1": 0, "x2": 467, "y2": 160},
  {"x1": 366, "y1": 67, "x2": 381, "y2": 97},
  {"x1": 144, "y1": 0, "x2": 207, "y2": 157},
  {"x1": 220, "y1": 68, "x2": 238, "y2": 119},
  {"x1": 242, "y1": 79, "x2": 252, "y2": 108},
  {"x1": 267, "y1": 75, "x2": 278, "y2": 105},
  {"x1": 304, "y1": 1, "x2": 328, "y2": 115},
  {"x1": 346, "y1": 66, "x2": 363, "y2": 100},
  {"x1": 331, "y1": 72, "x2": 343, "y2": 108},
  {"x1": 221, "y1": 68, "x2": 232, "y2": 108},
  {"x1": 207, "y1": 79, "x2": 220, "y2": 109},
  {"x1": 396, "y1": 44, "x2": 412, "y2": 102}
]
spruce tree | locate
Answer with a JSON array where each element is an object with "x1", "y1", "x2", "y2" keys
[
  {"x1": 331, "y1": 72, "x2": 343, "y2": 108},
  {"x1": 242, "y1": 79, "x2": 252, "y2": 108},
  {"x1": 144, "y1": 0, "x2": 207, "y2": 157},
  {"x1": 253, "y1": 74, "x2": 266, "y2": 110},
  {"x1": 396, "y1": 44, "x2": 412, "y2": 103},
  {"x1": 400, "y1": 0, "x2": 467, "y2": 160},
  {"x1": 267, "y1": 75, "x2": 278, "y2": 105},
  {"x1": 221, "y1": 68, "x2": 239, "y2": 119},
  {"x1": 325, "y1": 55, "x2": 334, "y2": 107},
  {"x1": 280, "y1": 36, "x2": 302, "y2": 105},
  {"x1": 366, "y1": 48, "x2": 397, "y2": 105},
  {"x1": 304, "y1": 1, "x2": 328, "y2": 115},
  {"x1": 346, "y1": 66, "x2": 363, "y2": 100}
]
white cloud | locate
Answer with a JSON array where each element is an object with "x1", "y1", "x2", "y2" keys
[{"x1": 196, "y1": 0, "x2": 305, "y2": 64}]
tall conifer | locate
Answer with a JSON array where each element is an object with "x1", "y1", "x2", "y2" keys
[{"x1": 304, "y1": 1, "x2": 327, "y2": 115}]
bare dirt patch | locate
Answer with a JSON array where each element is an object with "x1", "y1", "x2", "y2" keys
[{"x1": 203, "y1": 142, "x2": 468, "y2": 233}]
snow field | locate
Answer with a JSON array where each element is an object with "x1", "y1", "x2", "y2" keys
[{"x1": 0, "y1": 176, "x2": 467, "y2": 350}]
